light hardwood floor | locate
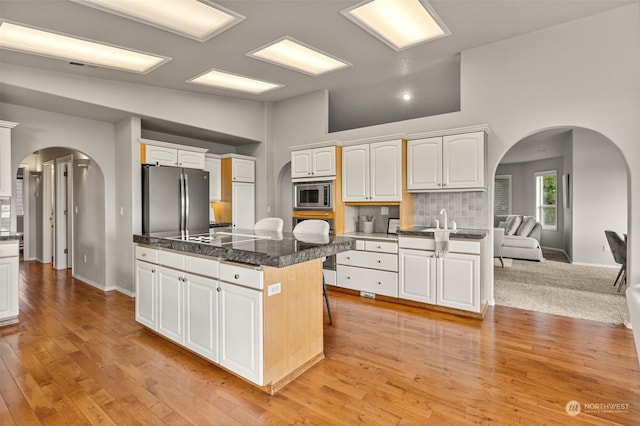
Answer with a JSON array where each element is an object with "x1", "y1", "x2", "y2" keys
[{"x1": 2, "y1": 260, "x2": 640, "y2": 424}]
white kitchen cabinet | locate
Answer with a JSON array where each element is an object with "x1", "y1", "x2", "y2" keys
[
  {"x1": 437, "y1": 253, "x2": 480, "y2": 312},
  {"x1": 232, "y1": 182, "x2": 255, "y2": 229},
  {"x1": 157, "y1": 266, "x2": 185, "y2": 345},
  {"x1": 135, "y1": 259, "x2": 157, "y2": 330},
  {"x1": 336, "y1": 237, "x2": 398, "y2": 297},
  {"x1": 204, "y1": 155, "x2": 221, "y2": 201},
  {"x1": 185, "y1": 272, "x2": 218, "y2": 362},
  {"x1": 231, "y1": 158, "x2": 255, "y2": 182},
  {"x1": 407, "y1": 131, "x2": 486, "y2": 191},
  {"x1": 398, "y1": 248, "x2": 436, "y2": 304},
  {"x1": 398, "y1": 237, "x2": 482, "y2": 313},
  {"x1": 342, "y1": 140, "x2": 402, "y2": 202},
  {"x1": 291, "y1": 146, "x2": 336, "y2": 179},
  {"x1": 141, "y1": 139, "x2": 206, "y2": 169},
  {"x1": 218, "y1": 280, "x2": 263, "y2": 386},
  {"x1": 0, "y1": 241, "x2": 19, "y2": 325},
  {"x1": 0, "y1": 123, "x2": 17, "y2": 198}
]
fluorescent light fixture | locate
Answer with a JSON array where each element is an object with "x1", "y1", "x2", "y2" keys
[
  {"x1": 71, "y1": 0, "x2": 245, "y2": 42},
  {"x1": 248, "y1": 37, "x2": 351, "y2": 77},
  {"x1": 187, "y1": 69, "x2": 283, "y2": 95},
  {"x1": 0, "y1": 21, "x2": 169, "y2": 73},
  {"x1": 342, "y1": 0, "x2": 450, "y2": 51}
]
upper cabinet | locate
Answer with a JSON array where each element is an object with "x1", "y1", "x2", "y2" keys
[
  {"x1": 230, "y1": 157, "x2": 255, "y2": 182},
  {"x1": 0, "y1": 122, "x2": 18, "y2": 198},
  {"x1": 204, "y1": 154, "x2": 221, "y2": 202},
  {"x1": 140, "y1": 139, "x2": 206, "y2": 169},
  {"x1": 407, "y1": 131, "x2": 486, "y2": 191},
  {"x1": 291, "y1": 146, "x2": 336, "y2": 179},
  {"x1": 342, "y1": 139, "x2": 402, "y2": 202}
]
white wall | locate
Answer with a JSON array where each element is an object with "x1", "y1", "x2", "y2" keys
[
  {"x1": 572, "y1": 128, "x2": 627, "y2": 266},
  {"x1": 6, "y1": 103, "x2": 117, "y2": 291}
]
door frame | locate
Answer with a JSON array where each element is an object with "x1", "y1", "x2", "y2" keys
[{"x1": 54, "y1": 155, "x2": 73, "y2": 270}]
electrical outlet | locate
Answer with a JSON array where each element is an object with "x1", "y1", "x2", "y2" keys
[
  {"x1": 381, "y1": 206, "x2": 389, "y2": 215},
  {"x1": 268, "y1": 282, "x2": 281, "y2": 296}
]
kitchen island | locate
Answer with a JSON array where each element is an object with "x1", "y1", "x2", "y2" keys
[
  {"x1": 133, "y1": 227, "x2": 354, "y2": 394},
  {"x1": 0, "y1": 234, "x2": 20, "y2": 327}
]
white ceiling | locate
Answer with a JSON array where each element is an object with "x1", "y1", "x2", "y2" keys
[{"x1": 0, "y1": 0, "x2": 635, "y2": 138}]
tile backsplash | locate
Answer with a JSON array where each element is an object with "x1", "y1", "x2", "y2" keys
[{"x1": 413, "y1": 191, "x2": 489, "y2": 229}]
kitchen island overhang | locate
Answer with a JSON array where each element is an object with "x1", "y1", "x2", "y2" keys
[{"x1": 133, "y1": 228, "x2": 354, "y2": 394}]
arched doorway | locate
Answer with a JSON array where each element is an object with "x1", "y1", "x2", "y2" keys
[{"x1": 491, "y1": 126, "x2": 629, "y2": 324}]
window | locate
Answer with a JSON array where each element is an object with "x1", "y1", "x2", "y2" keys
[
  {"x1": 535, "y1": 170, "x2": 557, "y2": 230},
  {"x1": 494, "y1": 175, "x2": 512, "y2": 216}
]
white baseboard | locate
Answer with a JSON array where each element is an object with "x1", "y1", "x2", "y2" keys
[
  {"x1": 571, "y1": 261, "x2": 619, "y2": 269},
  {"x1": 72, "y1": 273, "x2": 106, "y2": 291},
  {"x1": 115, "y1": 287, "x2": 135, "y2": 297}
]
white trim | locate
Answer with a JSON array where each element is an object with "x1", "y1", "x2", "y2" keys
[
  {"x1": 220, "y1": 153, "x2": 256, "y2": 160},
  {"x1": 535, "y1": 169, "x2": 558, "y2": 231},
  {"x1": 138, "y1": 138, "x2": 208, "y2": 153},
  {"x1": 0, "y1": 121, "x2": 19, "y2": 129},
  {"x1": 72, "y1": 273, "x2": 107, "y2": 291},
  {"x1": 114, "y1": 287, "x2": 135, "y2": 297}
]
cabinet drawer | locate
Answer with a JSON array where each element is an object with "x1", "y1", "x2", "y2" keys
[
  {"x1": 158, "y1": 250, "x2": 185, "y2": 270},
  {"x1": 364, "y1": 240, "x2": 397, "y2": 254},
  {"x1": 135, "y1": 246, "x2": 158, "y2": 263},
  {"x1": 0, "y1": 241, "x2": 18, "y2": 258},
  {"x1": 185, "y1": 255, "x2": 219, "y2": 279},
  {"x1": 398, "y1": 237, "x2": 480, "y2": 255},
  {"x1": 337, "y1": 250, "x2": 397, "y2": 272},
  {"x1": 337, "y1": 265, "x2": 398, "y2": 297},
  {"x1": 220, "y1": 262, "x2": 263, "y2": 290}
]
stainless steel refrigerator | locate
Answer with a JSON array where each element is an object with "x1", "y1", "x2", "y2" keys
[{"x1": 142, "y1": 165, "x2": 209, "y2": 235}]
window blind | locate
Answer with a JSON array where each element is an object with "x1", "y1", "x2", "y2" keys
[{"x1": 494, "y1": 175, "x2": 511, "y2": 216}]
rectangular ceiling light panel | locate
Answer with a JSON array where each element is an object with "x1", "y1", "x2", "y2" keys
[
  {"x1": 342, "y1": 0, "x2": 450, "y2": 51},
  {"x1": 248, "y1": 37, "x2": 351, "y2": 77},
  {"x1": 187, "y1": 69, "x2": 283, "y2": 95},
  {"x1": 71, "y1": 0, "x2": 245, "y2": 42},
  {"x1": 0, "y1": 21, "x2": 169, "y2": 73}
]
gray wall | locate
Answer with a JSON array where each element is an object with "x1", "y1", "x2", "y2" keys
[{"x1": 496, "y1": 156, "x2": 565, "y2": 250}]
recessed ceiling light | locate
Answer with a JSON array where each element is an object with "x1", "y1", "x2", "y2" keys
[
  {"x1": 342, "y1": 0, "x2": 450, "y2": 51},
  {"x1": 71, "y1": 0, "x2": 245, "y2": 42},
  {"x1": 0, "y1": 21, "x2": 169, "y2": 73},
  {"x1": 402, "y1": 93, "x2": 412, "y2": 101},
  {"x1": 187, "y1": 68, "x2": 283, "y2": 95},
  {"x1": 247, "y1": 37, "x2": 351, "y2": 77}
]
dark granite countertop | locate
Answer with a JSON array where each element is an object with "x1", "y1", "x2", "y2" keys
[
  {"x1": 134, "y1": 228, "x2": 355, "y2": 268},
  {"x1": 209, "y1": 222, "x2": 232, "y2": 228},
  {"x1": 398, "y1": 227, "x2": 488, "y2": 240},
  {"x1": 0, "y1": 233, "x2": 21, "y2": 241}
]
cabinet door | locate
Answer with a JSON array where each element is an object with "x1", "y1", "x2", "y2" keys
[
  {"x1": 336, "y1": 265, "x2": 398, "y2": 297},
  {"x1": 291, "y1": 150, "x2": 313, "y2": 179},
  {"x1": 144, "y1": 145, "x2": 177, "y2": 167},
  {"x1": 157, "y1": 266, "x2": 184, "y2": 344},
  {"x1": 204, "y1": 157, "x2": 221, "y2": 201},
  {"x1": 437, "y1": 253, "x2": 480, "y2": 312},
  {"x1": 398, "y1": 249, "x2": 436, "y2": 304},
  {"x1": 312, "y1": 147, "x2": 336, "y2": 177},
  {"x1": 135, "y1": 260, "x2": 157, "y2": 330},
  {"x1": 442, "y1": 132, "x2": 485, "y2": 189},
  {"x1": 232, "y1": 182, "x2": 255, "y2": 229},
  {"x1": 342, "y1": 144, "x2": 370, "y2": 201},
  {"x1": 185, "y1": 273, "x2": 218, "y2": 362},
  {"x1": 218, "y1": 281, "x2": 263, "y2": 386},
  {"x1": 0, "y1": 255, "x2": 18, "y2": 321},
  {"x1": 407, "y1": 137, "x2": 442, "y2": 190},
  {"x1": 178, "y1": 150, "x2": 205, "y2": 169},
  {"x1": 232, "y1": 158, "x2": 255, "y2": 182},
  {"x1": 0, "y1": 128, "x2": 11, "y2": 197},
  {"x1": 370, "y1": 140, "x2": 402, "y2": 201}
]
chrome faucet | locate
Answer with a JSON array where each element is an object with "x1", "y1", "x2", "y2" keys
[{"x1": 440, "y1": 208, "x2": 448, "y2": 230}]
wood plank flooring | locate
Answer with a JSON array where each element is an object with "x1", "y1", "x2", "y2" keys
[{"x1": 2, "y1": 260, "x2": 640, "y2": 424}]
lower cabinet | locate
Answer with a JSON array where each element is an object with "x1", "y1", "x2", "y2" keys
[
  {"x1": 157, "y1": 266, "x2": 185, "y2": 345},
  {"x1": 218, "y1": 281, "x2": 263, "y2": 385},
  {"x1": 398, "y1": 237, "x2": 482, "y2": 313},
  {"x1": 135, "y1": 259, "x2": 157, "y2": 330},
  {"x1": 184, "y1": 272, "x2": 219, "y2": 363},
  {"x1": 0, "y1": 241, "x2": 19, "y2": 325},
  {"x1": 336, "y1": 238, "x2": 398, "y2": 297}
]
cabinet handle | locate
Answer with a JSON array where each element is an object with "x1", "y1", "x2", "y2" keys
[
  {"x1": 217, "y1": 287, "x2": 221, "y2": 292},
  {"x1": 378, "y1": 282, "x2": 382, "y2": 285},
  {"x1": 234, "y1": 274, "x2": 240, "y2": 279},
  {"x1": 346, "y1": 256, "x2": 350, "y2": 260},
  {"x1": 443, "y1": 183, "x2": 447, "y2": 187},
  {"x1": 377, "y1": 246, "x2": 381, "y2": 249},
  {"x1": 377, "y1": 260, "x2": 381, "y2": 263},
  {"x1": 141, "y1": 253, "x2": 146, "y2": 257},
  {"x1": 151, "y1": 269, "x2": 155, "y2": 273},
  {"x1": 347, "y1": 276, "x2": 351, "y2": 280}
]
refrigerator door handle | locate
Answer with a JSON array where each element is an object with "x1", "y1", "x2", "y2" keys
[
  {"x1": 184, "y1": 173, "x2": 190, "y2": 232},
  {"x1": 180, "y1": 173, "x2": 186, "y2": 233}
]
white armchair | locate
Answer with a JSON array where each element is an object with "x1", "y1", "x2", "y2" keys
[{"x1": 494, "y1": 227, "x2": 505, "y2": 267}]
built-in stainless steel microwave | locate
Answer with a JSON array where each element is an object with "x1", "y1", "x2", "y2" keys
[{"x1": 294, "y1": 181, "x2": 333, "y2": 210}]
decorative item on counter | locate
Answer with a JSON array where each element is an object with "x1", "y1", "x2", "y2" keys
[
  {"x1": 387, "y1": 218, "x2": 400, "y2": 234},
  {"x1": 360, "y1": 215, "x2": 375, "y2": 233}
]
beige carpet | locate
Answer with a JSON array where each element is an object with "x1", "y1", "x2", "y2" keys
[{"x1": 494, "y1": 249, "x2": 627, "y2": 325}]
